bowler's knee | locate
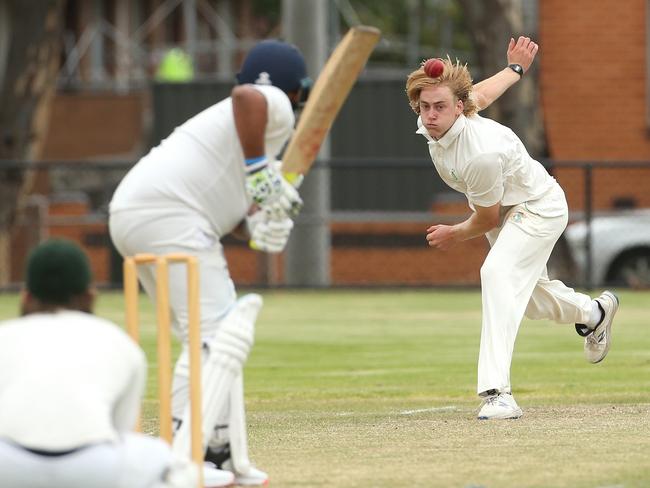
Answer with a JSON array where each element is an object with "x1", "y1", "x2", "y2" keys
[{"x1": 480, "y1": 257, "x2": 505, "y2": 288}]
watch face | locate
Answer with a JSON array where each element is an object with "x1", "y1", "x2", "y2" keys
[{"x1": 509, "y1": 64, "x2": 523, "y2": 76}]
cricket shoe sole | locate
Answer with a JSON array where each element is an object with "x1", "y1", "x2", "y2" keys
[{"x1": 584, "y1": 291, "x2": 618, "y2": 364}]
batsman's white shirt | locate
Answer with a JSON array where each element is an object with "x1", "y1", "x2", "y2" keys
[
  {"x1": 109, "y1": 84, "x2": 295, "y2": 424},
  {"x1": 417, "y1": 113, "x2": 556, "y2": 210},
  {"x1": 109, "y1": 84, "x2": 294, "y2": 238},
  {"x1": 0, "y1": 310, "x2": 144, "y2": 450}
]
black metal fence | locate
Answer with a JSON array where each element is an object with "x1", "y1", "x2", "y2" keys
[{"x1": 1, "y1": 159, "x2": 649, "y2": 290}]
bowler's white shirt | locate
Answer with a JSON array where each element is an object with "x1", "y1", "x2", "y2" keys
[
  {"x1": 0, "y1": 311, "x2": 145, "y2": 451},
  {"x1": 110, "y1": 84, "x2": 294, "y2": 237},
  {"x1": 417, "y1": 114, "x2": 555, "y2": 209}
]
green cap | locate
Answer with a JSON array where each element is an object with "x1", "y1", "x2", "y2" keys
[{"x1": 26, "y1": 239, "x2": 92, "y2": 304}]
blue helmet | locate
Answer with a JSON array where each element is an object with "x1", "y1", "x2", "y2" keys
[{"x1": 236, "y1": 40, "x2": 311, "y2": 100}]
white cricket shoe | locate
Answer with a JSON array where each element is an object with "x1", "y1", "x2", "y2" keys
[
  {"x1": 584, "y1": 291, "x2": 619, "y2": 364},
  {"x1": 223, "y1": 460, "x2": 269, "y2": 486},
  {"x1": 477, "y1": 392, "x2": 523, "y2": 420},
  {"x1": 204, "y1": 463, "x2": 235, "y2": 488}
]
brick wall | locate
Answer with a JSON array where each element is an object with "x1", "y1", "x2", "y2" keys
[
  {"x1": 224, "y1": 219, "x2": 487, "y2": 287},
  {"x1": 540, "y1": 0, "x2": 650, "y2": 210},
  {"x1": 41, "y1": 92, "x2": 145, "y2": 159},
  {"x1": 10, "y1": 196, "x2": 109, "y2": 284},
  {"x1": 9, "y1": 91, "x2": 143, "y2": 286}
]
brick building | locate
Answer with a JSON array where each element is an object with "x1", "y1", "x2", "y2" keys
[
  {"x1": 540, "y1": 0, "x2": 650, "y2": 211},
  {"x1": 9, "y1": 0, "x2": 650, "y2": 287}
]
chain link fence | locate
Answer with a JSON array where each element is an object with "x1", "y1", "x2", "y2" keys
[{"x1": 2, "y1": 159, "x2": 650, "y2": 291}]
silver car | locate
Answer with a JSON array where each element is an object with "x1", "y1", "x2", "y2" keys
[{"x1": 563, "y1": 209, "x2": 650, "y2": 288}]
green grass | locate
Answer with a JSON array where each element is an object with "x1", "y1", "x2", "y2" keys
[{"x1": 1, "y1": 289, "x2": 649, "y2": 487}]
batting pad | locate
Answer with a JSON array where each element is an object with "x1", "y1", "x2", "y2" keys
[
  {"x1": 228, "y1": 373, "x2": 252, "y2": 474},
  {"x1": 172, "y1": 294, "x2": 263, "y2": 458}
]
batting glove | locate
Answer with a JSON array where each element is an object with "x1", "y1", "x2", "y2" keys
[
  {"x1": 245, "y1": 157, "x2": 303, "y2": 219},
  {"x1": 247, "y1": 209, "x2": 294, "y2": 254}
]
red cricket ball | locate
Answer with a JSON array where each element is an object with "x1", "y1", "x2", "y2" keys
[{"x1": 423, "y1": 58, "x2": 444, "y2": 78}]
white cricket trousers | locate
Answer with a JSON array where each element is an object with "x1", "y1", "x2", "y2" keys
[
  {"x1": 0, "y1": 433, "x2": 194, "y2": 488},
  {"x1": 109, "y1": 207, "x2": 238, "y2": 421},
  {"x1": 477, "y1": 183, "x2": 593, "y2": 394}
]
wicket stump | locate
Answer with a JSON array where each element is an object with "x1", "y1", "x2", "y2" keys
[{"x1": 123, "y1": 253, "x2": 203, "y2": 475}]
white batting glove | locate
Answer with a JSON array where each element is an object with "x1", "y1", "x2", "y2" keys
[
  {"x1": 247, "y1": 210, "x2": 294, "y2": 254},
  {"x1": 245, "y1": 157, "x2": 303, "y2": 218}
]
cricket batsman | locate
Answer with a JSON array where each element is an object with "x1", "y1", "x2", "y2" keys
[
  {"x1": 405, "y1": 37, "x2": 619, "y2": 419},
  {"x1": 109, "y1": 40, "x2": 312, "y2": 485}
]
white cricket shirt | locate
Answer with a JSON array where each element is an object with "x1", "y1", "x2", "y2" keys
[
  {"x1": 417, "y1": 114, "x2": 556, "y2": 210},
  {"x1": 109, "y1": 84, "x2": 295, "y2": 237},
  {"x1": 0, "y1": 311, "x2": 145, "y2": 451}
]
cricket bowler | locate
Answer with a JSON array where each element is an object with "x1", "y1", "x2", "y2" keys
[{"x1": 405, "y1": 37, "x2": 619, "y2": 419}]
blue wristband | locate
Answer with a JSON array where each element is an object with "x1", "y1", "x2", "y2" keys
[
  {"x1": 244, "y1": 156, "x2": 268, "y2": 174},
  {"x1": 245, "y1": 156, "x2": 266, "y2": 165}
]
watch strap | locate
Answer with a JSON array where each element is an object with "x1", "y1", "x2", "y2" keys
[{"x1": 508, "y1": 63, "x2": 524, "y2": 78}]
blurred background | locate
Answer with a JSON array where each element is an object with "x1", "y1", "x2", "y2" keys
[{"x1": 1, "y1": 0, "x2": 649, "y2": 291}]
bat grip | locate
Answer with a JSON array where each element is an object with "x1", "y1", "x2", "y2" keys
[{"x1": 283, "y1": 171, "x2": 304, "y2": 189}]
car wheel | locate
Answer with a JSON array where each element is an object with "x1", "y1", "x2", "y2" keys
[{"x1": 608, "y1": 249, "x2": 650, "y2": 288}]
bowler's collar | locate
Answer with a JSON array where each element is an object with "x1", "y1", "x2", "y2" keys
[{"x1": 416, "y1": 114, "x2": 466, "y2": 149}]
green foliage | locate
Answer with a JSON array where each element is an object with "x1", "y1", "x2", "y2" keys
[
  {"x1": 250, "y1": 0, "x2": 282, "y2": 36},
  {"x1": 343, "y1": 0, "x2": 474, "y2": 65}
]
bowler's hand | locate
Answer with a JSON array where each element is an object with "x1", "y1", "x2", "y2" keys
[
  {"x1": 426, "y1": 224, "x2": 457, "y2": 251},
  {"x1": 507, "y1": 36, "x2": 538, "y2": 73}
]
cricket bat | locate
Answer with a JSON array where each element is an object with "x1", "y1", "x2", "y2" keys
[{"x1": 282, "y1": 25, "x2": 381, "y2": 178}]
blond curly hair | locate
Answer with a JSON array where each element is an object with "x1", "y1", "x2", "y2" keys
[{"x1": 405, "y1": 57, "x2": 478, "y2": 116}]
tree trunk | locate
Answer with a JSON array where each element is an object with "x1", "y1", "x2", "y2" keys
[
  {"x1": 457, "y1": 0, "x2": 546, "y2": 157},
  {"x1": 0, "y1": 0, "x2": 65, "y2": 285}
]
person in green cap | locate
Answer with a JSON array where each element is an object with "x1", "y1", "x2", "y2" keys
[{"x1": 0, "y1": 239, "x2": 198, "y2": 488}]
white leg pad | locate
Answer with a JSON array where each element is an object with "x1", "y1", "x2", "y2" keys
[
  {"x1": 228, "y1": 372, "x2": 251, "y2": 474},
  {"x1": 172, "y1": 294, "x2": 263, "y2": 457}
]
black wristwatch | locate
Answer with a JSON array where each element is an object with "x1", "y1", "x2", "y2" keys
[{"x1": 508, "y1": 63, "x2": 524, "y2": 78}]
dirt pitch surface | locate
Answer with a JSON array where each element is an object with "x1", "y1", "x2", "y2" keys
[{"x1": 249, "y1": 403, "x2": 650, "y2": 488}]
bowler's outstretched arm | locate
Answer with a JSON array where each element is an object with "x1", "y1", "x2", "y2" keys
[{"x1": 473, "y1": 36, "x2": 539, "y2": 110}]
